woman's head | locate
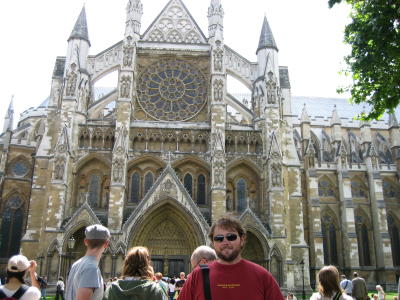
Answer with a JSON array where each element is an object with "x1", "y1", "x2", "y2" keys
[
  {"x1": 376, "y1": 285, "x2": 384, "y2": 292},
  {"x1": 6, "y1": 255, "x2": 30, "y2": 284},
  {"x1": 317, "y1": 265, "x2": 341, "y2": 297},
  {"x1": 122, "y1": 246, "x2": 153, "y2": 279}
]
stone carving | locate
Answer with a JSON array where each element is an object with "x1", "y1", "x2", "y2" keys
[
  {"x1": 66, "y1": 63, "x2": 78, "y2": 97},
  {"x1": 54, "y1": 157, "x2": 65, "y2": 180},
  {"x1": 271, "y1": 163, "x2": 282, "y2": 187},
  {"x1": 112, "y1": 158, "x2": 124, "y2": 182},
  {"x1": 213, "y1": 43, "x2": 223, "y2": 72},
  {"x1": 266, "y1": 71, "x2": 277, "y2": 104},
  {"x1": 213, "y1": 150, "x2": 225, "y2": 186},
  {"x1": 213, "y1": 79, "x2": 224, "y2": 102},
  {"x1": 120, "y1": 76, "x2": 131, "y2": 98},
  {"x1": 226, "y1": 195, "x2": 232, "y2": 211},
  {"x1": 123, "y1": 37, "x2": 134, "y2": 67}
]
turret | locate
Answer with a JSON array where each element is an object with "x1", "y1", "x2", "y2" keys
[
  {"x1": 125, "y1": 0, "x2": 143, "y2": 40},
  {"x1": 300, "y1": 104, "x2": 311, "y2": 156},
  {"x1": 208, "y1": 0, "x2": 224, "y2": 41},
  {"x1": 330, "y1": 105, "x2": 342, "y2": 142},
  {"x1": 256, "y1": 16, "x2": 279, "y2": 78},
  {"x1": 65, "y1": 6, "x2": 90, "y2": 74},
  {"x1": 2, "y1": 97, "x2": 14, "y2": 133},
  {"x1": 388, "y1": 113, "x2": 400, "y2": 162}
]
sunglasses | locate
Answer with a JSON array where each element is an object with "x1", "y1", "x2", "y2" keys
[{"x1": 213, "y1": 233, "x2": 238, "y2": 243}]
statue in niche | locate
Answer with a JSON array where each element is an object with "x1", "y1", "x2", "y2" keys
[
  {"x1": 112, "y1": 159, "x2": 124, "y2": 182},
  {"x1": 120, "y1": 76, "x2": 131, "y2": 98},
  {"x1": 213, "y1": 79, "x2": 224, "y2": 102},
  {"x1": 213, "y1": 160, "x2": 225, "y2": 186},
  {"x1": 266, "y1": 71, "x2": 277, "y2": 104},
  {"x1": 226, "y1": 195, "x2": 233, "y2": 211},
  {"x1": 271, "y1": 163, "x2": 282, "y2": 187},
  {"x1": 54, "y1": 157, "x2": 65, "y2": 180},
  {"x1": 213, "y1": 44, "x2": 223, "y2": 72},
  {"x1": 66, "y1": 63, "x2": 78, "y2": 97},
  {"x1": 123, "y1": 37, "x2": 134, "y2": 67}
]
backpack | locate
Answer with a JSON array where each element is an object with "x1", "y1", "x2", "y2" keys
[
  {"x1": 38, "y1": 277, "x2": 47, "y2": 289},
  {"x1": 0, "y1": 285, "x2": 28, "y2": 300}
]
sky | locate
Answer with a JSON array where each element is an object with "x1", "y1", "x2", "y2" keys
[{"x1": 0, "y1": 0, "x2": 351, "y2": 130}]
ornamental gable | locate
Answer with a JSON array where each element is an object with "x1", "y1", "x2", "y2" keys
[{"x1": 142, "y1": 0, "x2": 207, "y2": 44}]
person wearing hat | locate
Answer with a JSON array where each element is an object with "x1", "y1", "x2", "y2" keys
[
  {"x1": 65, "y1": 224, "x2": 110, "y2": 300},
  {"x1": 0, "y1": 254, "x2": 41, "y2": 300}
]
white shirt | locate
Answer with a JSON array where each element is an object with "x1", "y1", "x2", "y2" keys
[
  {"x1": 310, "y1": 292, "x2": 353, "y2": 300},
  {"x1": 168, "y1": 283, "x2": 175, "y2": 293},
  {"x1": 1, "y1": 285, "x2": 41, "y2": 300}
]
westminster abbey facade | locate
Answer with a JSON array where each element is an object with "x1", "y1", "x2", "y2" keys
[{"x1": 0, "y1": 0, "x2": 399, "y2": 292}]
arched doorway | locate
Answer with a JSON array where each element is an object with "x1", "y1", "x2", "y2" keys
[
  {"x1": 60, "y1": 227, "x2": 86, "y2": 279},
  {"x1": 242, "y1": 231, "x2": 268, "y2": 267},
  {"x1": 130, "y1": 203, "x2": 204, "y2": 277}
]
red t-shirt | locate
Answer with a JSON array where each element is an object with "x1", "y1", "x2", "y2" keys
[{"x1": 178, "y1": 259, "x2": 284, "y2": 300}]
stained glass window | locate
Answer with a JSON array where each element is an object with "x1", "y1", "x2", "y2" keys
[
  {"x1": 0, "y1": 196, "x2": 23, "y2": 257},
  {"x1": 356, "y1": 217, "x2": 372, "y2": 266},
  {"x1": 130, "y1": 172, "x2": 140, "y2": 203},
  {"x1": 197, "y1": 174, "x2": 206, "y2": 205},
  {"x1": 144, "y1": 172, "x2": 154, "y2": 196},
  {"x1": 351, "y1": 181, "x2": 367, "y2": 198},
  {"x1": 318, "y1": 180, "x2": 335, "y2": 197},
  {"x1": 184, "y1": 174, "x2": 193, "y2": 198},
  {"x1": 237, "y1": 178, "x2": 247, "y2": 213},
  {"x1": 11, "y1": 161, "x2": 29, "y2": 177},
  {"x1": 88, "y1": 174, "x2": 101, "y2": 208},
  {"x1": 322, "y1": 216, "x2": 338, "y2": 265},
  {"x1": 137, "y1": 59, "x2": 207, "y2": 121}
]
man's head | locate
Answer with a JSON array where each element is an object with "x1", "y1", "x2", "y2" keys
[
  {"x1": 190, "y1": 245, "x2": 217, "y2": 268},
  {"x1": 155, "y1": 272, "x2": 163, "y2": 281},
  {"x1": 341, "y1": 275, "x2": 346, "y2": 279},
  {"x1": 208, "y1": 216, "x2": 246, "y2": 264},
  {"x1": 179, "y1": 272, "x2": 185, "y2": 280},
  {"x1": 84, "y1": 224, "x2": 110, "y2": 249},
  {"x1": 353, "y1": 272, "x2": 358, "y2": 278}
]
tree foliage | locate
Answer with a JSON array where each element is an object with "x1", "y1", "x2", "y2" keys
[{"x1": 329, "y1": 0, "x2": 400, "y2": 120}]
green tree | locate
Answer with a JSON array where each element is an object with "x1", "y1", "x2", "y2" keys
[{"x1": 329, "y1": 0, "x2": 400, "y2": 120}]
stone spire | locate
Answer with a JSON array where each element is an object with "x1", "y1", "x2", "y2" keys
[
  {"x1": 3, "y1": 96, "x2": 14, "y2": 132},
  {"x1": 300, "y1": 104, "x2": 310, "y2": 124},
  {"x1": 68, "y1": 6, "x2": 90, "y2": 46},
  {"x1": 125, "y1": 0, "x2": 143, "y2": 39},
  {"x1": 257, "y1": 16, "x2": 278, "y2": 54},
  {"x1": 208, "y1": 0, "x2": 224, "y2": 39},
  {"x1": 330, "y1": 105, "x2": 341, "y2": 126}
]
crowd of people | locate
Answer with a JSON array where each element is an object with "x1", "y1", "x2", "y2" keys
[{"x1": 0, "y1": 218, "x2": 399, "y2": 300}]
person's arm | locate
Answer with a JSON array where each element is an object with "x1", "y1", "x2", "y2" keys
[
  {"x1": 76, "y1": 287, "x2": 94, "y2": 300},
  {"x1": 28, "y1": 260, "x2": 40, "y2": 289}
]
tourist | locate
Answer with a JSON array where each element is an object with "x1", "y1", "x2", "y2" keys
[
  {"x1": 310, "y1": 265, "x2": 352, "y2": 300},
  {"x1": 168, "y1": 278, "x2": 175, "y2": 300},
  {"x1": 287, "y1": 292, "x2": 297, "y2": 300},
  {"x1": 352, "y1": 272, "x2": 368, "y2": 300},
  {"x1": 174, "y1": 272, "x2": 186, "y2": 297},
  {"x1": 339, "y1": 275, "x2": 352, "y2": 296},
  {"x1": 37, "y1": 275, "x2": 47, "y2": 300},
  {"x1": 376, "y1": 285, "x2": 385, "y2": 300},
  {"x1": 190, "y1": 246, "x2": 217, "y2": 269},
  {"x1": 55, "y1": 277, "x2": 65, "y2": 300},
  {"x1": 65, "y1": 224, "x2": 110, "y2": 300},
  {"x1": 103, "y1": 246, "x2": 164, "y2": 300},
  {"x1": 178, "y1": 216, "x2": 284, "y2": 300},
  {"x1": 155, "y1": 272, "x2": 169, "y2": 299},
  {"x1": 0, "y1": 254, "x2": 41, "y2": 300}
]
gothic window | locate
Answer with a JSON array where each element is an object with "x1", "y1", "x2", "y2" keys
[
  {"x1": 144, "y1": 172, "x2": 154, "y2": 196},
  {"x1": 88, "y1": 174, "x2": 101, "y2": 208},
  {"x1": 130, "y1": 172, "x2": 141, "y2": 203},
  {"x1": 321, "y1": 215, "x2": 338, "y2": 265},
  {"x1": 318, "y1": 179, "x2": 335, "y2": 197},
  {"x1": 237, "y1": 178, "x2": 247, "y2": 213},
  {"x1": 0, "y1": 195, "x2": 24, "y2": 258},
  {"x1": 184, "y1": 173, "x2": 193, "y2": 198},
  {"x1": 137, "y1": 59, "x2": 207, "y2": 121},
  {"x1": 383, "y1": 180, "x2": 399, "y2": 198},
  {"x1": 387, "y1": 215, "x2": 400, "y2": 266},
  {"x1": 351, "y1": 180, "x2": 367, "y2": 198},
  {"x1": 355, "y1": 215, "x2": 372, "y2": 266},
  {"x1": 197, "y1": 174, "x2": 206, "y2": 205},
  {"x1": 10, "y1": 160, "x2": 29, "y2": 177}
]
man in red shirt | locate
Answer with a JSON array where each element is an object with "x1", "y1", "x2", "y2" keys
[{"x1": 178, "y1": 216, "x2": 284, "y2": 300}]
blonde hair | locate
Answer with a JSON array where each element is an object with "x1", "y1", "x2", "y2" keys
[
  {"x1": 317, "y1": 265, "x2": 342, "y2": 297},
  {"x1": 122, "y1": 246, "x2": 154, "y2": 279}
]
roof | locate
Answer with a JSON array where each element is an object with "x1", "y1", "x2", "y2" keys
[
  {"x1": 68, "y1": 6, "x2": 90, "y2": 46},
  {"x1": 257, "y1": 16, "x2": 278, "y2": 53}
]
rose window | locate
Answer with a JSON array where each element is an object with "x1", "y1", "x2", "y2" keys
[{"x1": 137, "y1": 59, "x2": 207, "y2": 121}]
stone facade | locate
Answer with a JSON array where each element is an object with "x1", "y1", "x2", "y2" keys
[{"x1": 0, "y1": 0, "x2": 399, "y2": 292}]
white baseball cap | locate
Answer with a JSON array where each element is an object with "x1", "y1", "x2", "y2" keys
[{"x1": 7, "y1": 255, "x2": 30, "y2": 272}]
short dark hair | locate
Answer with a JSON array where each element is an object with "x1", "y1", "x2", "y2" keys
[
  {"x1": 353, "y1": 272, "x2": 358, "y2": 277},
  {"x1": 86, "y1": 239, "x2": 108, "y2": 249},
  {"x1": 6, "y1": 270, "x2": 26, "y2": 284},
  {"x1": 208, "y1": 216, "x2": 245, "y2": 241}
]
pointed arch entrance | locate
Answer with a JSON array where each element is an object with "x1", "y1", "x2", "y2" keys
[
  {"x1": 242, "y1": 231, "x2": 268, "y2": 268},
  {"x1": 129, "y1": 203, "x2": 204, "y2": 277}
]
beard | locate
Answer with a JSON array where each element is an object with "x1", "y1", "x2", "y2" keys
[{"x1": 216, "y1": 245, "x2": 241, "y2": 262}]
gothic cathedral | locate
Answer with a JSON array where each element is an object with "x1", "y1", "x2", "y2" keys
[{"x1": 0, "y1": 0, "x2": 399, "y2": 292}]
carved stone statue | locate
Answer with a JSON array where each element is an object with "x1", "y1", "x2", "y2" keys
[
  {"x1": 271, "y1": 163, "x2": 281, "y2": 187},
  {"x1": 112, "y1": 159, "x2": 124, "y2": 182},
  {"x1": 213, "y1": 79, "x2": 224, "y2": 102},
  {"x1": 266, "y1": 71, "x2": 277, "y2": 104},
  {"x1": 120, "y1": 76, "x2": 131, "y2": 98},
  {"x1": 213, "y1": 45, "x2": 223, "y2": 72},
  {"x1": 123, "y1": 37, "x2": 134, "y2": 67},
  {"x1": 66, "y1": 65, "x2": 78, "y2": 97},
  {"x1": 54, "y1": 157, "x2": 65, "y2": 180}
]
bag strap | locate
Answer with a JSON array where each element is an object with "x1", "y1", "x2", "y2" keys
[
  {"x1": 344, "y1": 280, "x2": 348, "y2": 289},
  {"x1": 12, "y1": 285, "x2": 29, "y2": 299},
  {"x1": 199, "y1": 264, "x2": 212, "y2": 300},
  {"x1": 0, "y1": 286, "x2": 7, "y2": 299},
  {"x1": 333, "y1": 291, "x2": 342, "y2": 300}
]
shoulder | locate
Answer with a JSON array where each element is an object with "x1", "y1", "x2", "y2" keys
[
  {"x1": 341, "y1": 294, "x2": 353, "y2": 300},
  {"x1": 310, "y1": 292, "x2": 322, "y2": 300},
  {"x1": 22, "y1": 286, "x2": 41, "y2": 300}
]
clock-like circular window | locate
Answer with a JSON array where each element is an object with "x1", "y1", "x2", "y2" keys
[
  {"x1": 11, "y1": 161, "x2": 29, "y2": 177},
  {"x1": 137, "y1": 59, "x2": 207, "y2": 121}
]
